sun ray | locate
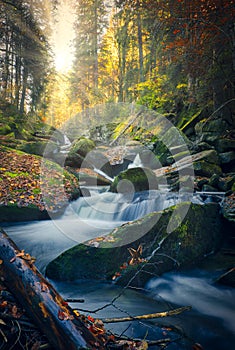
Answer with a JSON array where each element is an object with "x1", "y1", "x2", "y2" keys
[{"x1": 51, "y1": 0, "x2": 76, "y2": 72}]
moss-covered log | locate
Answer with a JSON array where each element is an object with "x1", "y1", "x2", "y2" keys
[{"x1": 0, "y1": 229, "x2": 96, "y2": 350}]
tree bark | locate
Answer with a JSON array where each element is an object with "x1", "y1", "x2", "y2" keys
[
  {"x1": 0, "y1": 229, "x2": 96, "y2": 350},
  {"x1": 137, "y1": 7, "x2": 144, "y2": 82}
]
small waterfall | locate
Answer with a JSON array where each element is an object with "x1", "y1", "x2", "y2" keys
[
  {"x1": 128, "y1": 153, "x2": 143, "y2": 169},
  {"x1": 93, "y1": 167, "x2": 114, "y2": 182},
  {"x1": 2, "y1": 188, "x2": 225, "y2": 273},
  {"x1": 63, "y1": 134, "x2": 71, "y2": 146},
  {"x1": 70, "y1": 190, "x2": 163, "y2": 222},
  {"x1": 60, "y1": 133, "x2": 72, "y2": 153}
]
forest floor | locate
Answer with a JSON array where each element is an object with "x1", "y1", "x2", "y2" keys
[{"x1": 0, "y1": 146, "x2": 79, "y2": 213}]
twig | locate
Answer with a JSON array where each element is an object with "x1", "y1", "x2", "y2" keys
[
  {"x1": 0, "y1": 328, "x2": 7, "y2": 343},
  {"x1": 202, "y1": 98, "x2": 235, "y2": 127},
  {"x1": 101, "y1": 306, "x2": 192, "y2": 323},
  {"x1": 9, "y1": 320, "x2": 21, "y2": 350},
  {"x1": 113, "y1": 332, "x2": 182, "y2": 347},
  {"x1": 65, "y1": 298, "x2": 85, "y2": 303},
  {"x1": 39, "y1": 344, "x2": 51, "y2": 349}
]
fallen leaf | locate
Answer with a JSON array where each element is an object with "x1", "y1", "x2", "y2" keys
[
  {"x1": 41, "y1": 283, "x2": 49, "y2": 293},
  {"x1": 87, "y1": 315, "x2": 95, "y2": 323}
]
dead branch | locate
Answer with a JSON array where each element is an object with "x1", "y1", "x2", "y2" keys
[{"x1": 101, "y1": 306, "x2": 192, "y2": 323}]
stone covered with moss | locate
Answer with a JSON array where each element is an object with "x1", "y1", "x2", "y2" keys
[
  {"x1": 109, "y1": 167, "x2": 158, "y2": 193},
  {"x1": 0, "y1": 146, "x2": 80, "y2": 222},
  {"x1": 46, "y1": 202, "x2": 222, "y2": 287},
  {"x1": 65, "y1": 137, "x2": 96, "y2": 168}
]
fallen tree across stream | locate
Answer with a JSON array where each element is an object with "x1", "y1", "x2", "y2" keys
[{"x1": 0, "y1": 228, "x2": 192, "y2": 349}]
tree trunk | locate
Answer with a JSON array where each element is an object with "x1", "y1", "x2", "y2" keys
[
  {"x1": 137, "y1": 9, "x2": 144, "y2": 82},
  {"x1": 92, "y1": 0, "x2": 98, "y2": 89},
  {"x1": 19, "y1": 65, "x2": 28, "y2": 114},
  {"x1": 0, "y1": 229, "x2": 96, "y2": 350}
]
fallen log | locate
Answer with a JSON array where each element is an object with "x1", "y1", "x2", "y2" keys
[
  {"x1": 0, "y1": 228, "x2": 97, "y2": 350},
  {"x1": 101, "y1": 306, "x2": 192, "y2": 323}
]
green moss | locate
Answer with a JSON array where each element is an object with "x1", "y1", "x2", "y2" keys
[
  {"x1": 177, "y1": 222, "x2": 189, "y2": 238},
  {"x1": 32, "y1": 188, "x2": 41, "y2": 194},
  {"x1": 110, "y1": 167, "x2": 158, "y2": 193},
  {"x1": 179, "y1": 110, "x2": 202, "y2": 131},
  {"x1": 4, "y1": 171, "x2": 29, "y2": 178},
  {"x1": 173, "y1": 150, "x2": 190, "y2": 161},
  {"x1": 70, "y1": 137, "x2": 95, "y2": 157},
  {"x1": 194, "y1": 160, "x2": 222, "y2": 177},
  {"x1": 0, "y1": 124, "x2": 11, "y2": 135},
  {"x1": 0, "y1": 203, "x2": 49, "y2": 222},
  {"x1": 46, "y1": 202, "x2": 222, "y2": 285},
  {"x1": 231, "y1": 182, "x2": 235, "y2": 192}
]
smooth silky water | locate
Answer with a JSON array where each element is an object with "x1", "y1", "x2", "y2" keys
[{"x1": 1, "y1": 188, "x2": 234, "y2": 349}]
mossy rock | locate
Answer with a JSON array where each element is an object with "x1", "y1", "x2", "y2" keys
[
  {"x1": 16, "y1": 140, "x2": 58, "y2": 157},
  {"x1": 219, "y1": 151, "x2": 235, "y2": 165},
  {"x1": 0, "y1": 124, "x2": 11, "y2": 135},
  {"x1": 109, "y1": 167, "x2": 158, "y2": 193},
  {"x1": 195, "y1": 118, "x2": 229, "y2": 135},
  {"x1": 46, "y1": 202, "x2": 222, "y2": 286},
  {"x1": 191, "y1": 149, "x2": 220, "y2": 165},
  {"x1": 215, "y1": 138, "x2": 235, "y2": 153},
  {"x1": 153, "y1": 126, "x2": 192, "y2": 166},
  {"x1": 0, "y1": 204, "x2": 50, "y2": 222},
  {"x1": 66, "y1": 137, "x2": 96, "y2": 168},
  {"x1": 89, "y1": 123, "x2": 118, "y2": 144},
  {"x1": 194, "y1": 160, "x2": 222, "y2": 177},
  {"x1": 70, "y1": 137, "x2": 96, "y2": 158},
  {"x1": 0, "y1": 145, "x2": 80, "y2": 220}
]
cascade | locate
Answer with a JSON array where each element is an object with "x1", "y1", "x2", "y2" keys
[
  {"x1": 72, "y1": 189, "x2": 163, "y2": 222},
  {"x1": 93, "y1": 167, "x2": 114, "y2": 182},
  {"x1": 128, "y1": 153, "x2": 143, "y2": 169}
]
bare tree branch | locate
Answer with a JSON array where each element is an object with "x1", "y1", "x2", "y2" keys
[{"x1": 101, "y1": 306, "x2": 192, "y2": 323}]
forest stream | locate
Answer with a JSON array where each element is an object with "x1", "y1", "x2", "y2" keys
[
  {"x1": 1, "y1": 186, "x2": 235, "y2": 350},
  {"x1": 1, "y1": 1, "x2": 235, "y2": 349}
]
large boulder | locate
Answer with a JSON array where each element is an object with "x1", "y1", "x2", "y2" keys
[
  {"x1": 65, "y1": 137, "x2": 95, "y2": 168},
  {"x1": 0, "y1": 146, "x2": 80, "y2": 222},
  {"x1": 219, "y1": 151, "x2": 235, "y2": 172},
  {"x1": 46, "y1": 202, "x2": 222, "y2": 287},
  {"x1": 193, "y1": 161, "x2": 222, "y2": 177},
  {"x1": 195, "y1": 118, "x2": 230, "y2": 144},
  {"x1": 215, "y1": 138, "x2": 235, "y2": 153},
  {"x1": 109, "y1": 167, "x2": 158, "y2": 193},
  {"x1": 153, "y1": 126, "x2": 192, "y2": 166},
  {"x1": 16, "y1": 140, "x2": 59, "y2": 157}
]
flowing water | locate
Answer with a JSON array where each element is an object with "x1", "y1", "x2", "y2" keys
[
  {"x1": 1, "y1": 188, "x2": 186, "y2": 271},
  {"x1": 1, "y1": 187, "x2": 234, "y2": 349},
  {"x1": 51, "y1": 271, "x2": 235, "y2": 350}
]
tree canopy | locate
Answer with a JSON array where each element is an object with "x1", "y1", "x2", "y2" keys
[
  {"x1": 0, "y1": 0, "x2": 57, "y2": 116},
  {"x1": 0, "y1": 0, "x2": 234, "y2": 128}
]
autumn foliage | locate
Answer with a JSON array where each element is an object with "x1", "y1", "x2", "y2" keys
[{"x1": 0, "y1": 146, "x2": 79, "y2": 213}]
